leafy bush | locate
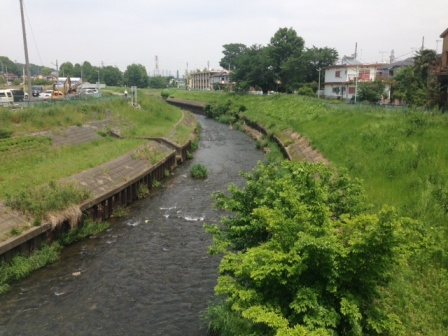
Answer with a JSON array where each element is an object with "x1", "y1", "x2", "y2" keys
[
  {"x1": 190, "y1": 164, "x2": 208, "y2": 179},
  {"x1": 205, "y1": 161, "x2": 416, "y2": 335},
  {"x1": 161, "y1": 89, "x2": 170, "y2": 99}
]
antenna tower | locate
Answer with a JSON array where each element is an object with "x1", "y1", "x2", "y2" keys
[{"x1": 154, "y1": 56, "x2": 159, "y2": 76}]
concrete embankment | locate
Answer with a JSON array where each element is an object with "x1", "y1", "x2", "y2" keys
[{"x1": 0, "y1": 111, "x2": 196, "y2": 263}]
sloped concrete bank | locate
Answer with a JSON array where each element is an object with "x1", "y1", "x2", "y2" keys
[
  {"x1": 167, "y1": 98, "x2": 328, "y2": 164},
  {"x1": 0, "y1": 117, "x2": 195, "y2": 263}
]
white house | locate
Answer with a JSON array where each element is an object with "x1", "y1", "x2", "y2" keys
[{"x1": 323, "y1": 56, "x2": 386, "y2": 101}]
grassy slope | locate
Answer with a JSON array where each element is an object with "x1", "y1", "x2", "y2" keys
[
  {"x1": 168, "y1": 89, "x2": 448, "y2": 335},
  {"x1": 0, "y1": 93, "x2": 185, "y2": 199}
]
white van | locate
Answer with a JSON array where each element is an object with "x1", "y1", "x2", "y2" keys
[{"x1": 0, "y1": 89, "x2": 14, "y2": 106}]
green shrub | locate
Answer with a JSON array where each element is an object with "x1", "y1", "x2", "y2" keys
[
  {"x1": 0, "y1": 129, "x2": 12, "y2": 139},
  {"x1": 161, "y1": 89, "x2": 170, "y2": 99},
  {"x1": 190, "y1": 164, "x2": 208, "y2": 179},
  {"x1": 59, "y1": 219, "x2": 109, "y2": 246},
  {"x1": 137, "y1": 183, "x2": 149, "y2": 199}
]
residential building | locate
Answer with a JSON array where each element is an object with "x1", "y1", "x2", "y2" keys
[
  {"x1": 323, "y1": 56, "x2": 386, "y2": 101},
  {"x1": 210, "y1": 71, "x2": 232, "y2": 90},
  {"x1": 435, "y1": 27, "x2": 448, "y2": 106},
  {"x1": 377, "y1": 57, "x2": 414, "y2": 79},
  {"x1": 188, "y1": 69, "x2": 230, "y2": 90}
]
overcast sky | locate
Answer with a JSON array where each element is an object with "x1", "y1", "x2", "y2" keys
[{"x1": 2, "y1": 0, "x2": 447, "y2": 77}]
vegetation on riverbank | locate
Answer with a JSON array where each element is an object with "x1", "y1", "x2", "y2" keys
[
  {"x1": 0, "y1": 94, "x2": 188, "y2": 201},
  {"x1": 0, "y1": 219, "x2": 110, "y2": 295},
  {"x1": 166, "y1": 89, "x2": 447, "y2": 335},
  {"x1": 0, "y1": 92, "x2": 198, "y2": 295}
]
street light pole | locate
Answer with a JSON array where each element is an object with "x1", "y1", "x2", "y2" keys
[{"x1": 317, "y1": 68, "x2": 321, "y2": 98}]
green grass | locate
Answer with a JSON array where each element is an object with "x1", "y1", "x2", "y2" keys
[
  {"x1": 0, "y1": 243, "x2": 62, "y2": 295},
  {"x1": 59, "y1": 219, "x2": 110, "y2": 246},
  {"x1": 0, "y1": 137, "x2": 146, "y2": 198},
  {"x1": 5, "y1": 181, "x2": 91, "y2": 220},
  {"x1": 0, "y1": 95, "x2": 191, "y2": 201},
  {"x1": 168, "y1": 89, "x2": 448, "y2": 335}
]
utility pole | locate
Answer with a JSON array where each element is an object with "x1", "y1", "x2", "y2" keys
[
  {"x1": 317, "y1": 68, "x2": 321, "y2": 98},
  {"x1": 20, "y1": 0, "x2": 32, "y2": 101}
]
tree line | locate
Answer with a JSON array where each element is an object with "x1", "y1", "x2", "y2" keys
[
  {"x1": 0, "y1": 56, "x2": 174, "y2": 89},
  {"x1": 219, "y1": 27, "x2": 339, "y2": 94}
]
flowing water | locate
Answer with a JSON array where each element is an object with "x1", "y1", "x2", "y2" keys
[{"x1": 0, "y1": 115, "x2": 265, "y2": 336}]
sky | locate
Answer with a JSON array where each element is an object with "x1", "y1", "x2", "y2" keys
[{"x1": 2, "y1": 0, "x2": 447, "y2": 77}]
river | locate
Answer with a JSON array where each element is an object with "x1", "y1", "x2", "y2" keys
[{"x1": 0, "y1": 115, "x2": 265, "y2": 336}]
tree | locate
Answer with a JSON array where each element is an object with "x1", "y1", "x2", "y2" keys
[
  {"x1": 205, "y1": 161, "x2": 413, "y2": 335},
  {"x1": 0, "y1": 57, "x2": 21, "y2": 76},
  {"x1": 101, "y1": 66, "x2": 123, "y2": 86},
  {"x1": 221, "y1": 28, "x2": 338, "y2": 93},
  {"x1": 149, "y1": 76, "x2": 168, "y2": 89},
  {"x1": 357, "y1": 80, "x2": 386, "y2": 103},
  {"x1": 267, "y1": 27, "x2": 305, "y2": 92},
  {"x1": 392, "y1": 50, "x2": 440, "y2": 107},
  {"x1": 413, "y1": 49, "x2": 437, "y2": 84},
  {"x1": 59, "y1": 62, "x2": 74, "y2": 77},
  {"x1": 231, "y1": 45, "x2": 275, "y2": 94},
  {"x1": 220, "y1": 43, "x2": 248, "y2": 70},
  {"x1": 123, "y1": 64, "x2": 149, "y2": 87}
]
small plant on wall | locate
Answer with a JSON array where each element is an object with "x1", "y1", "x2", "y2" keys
[
  {"x1": 190, "y1": 164, "x2": 208, "y2": 179},
  {"x1": 137, "y1": 183, "x2": 149, "y2": 199}
]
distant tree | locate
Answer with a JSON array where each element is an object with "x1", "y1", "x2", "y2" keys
[
  {"x1": 392, "y1": 49, "x2": 440, "y2": 107},
  {"x1": 267, "y1": 27, "x2": 305, "y2": 92},
  {"x1": 59, "y1": 62, "x2": 74, "y2": 77},
  {"x1": 81, "y1": 61, "x2": 95, "y2": 83},
  {"x1": 220, "y1": 43, "x2": 248, "y2": 70},
  {"x1": 40, "y1": 67, "x2": 53, "y2": 76},
  {"x1": 231, "y1": 45, "x2": 275, "y2": 94},
  {"x1": 413, "y1": 49, "x2": 437, "y2": 84},
  {"x1": 101, "y1": 66, "x2": 123, "y2": 86},
  {"x1": 0, "y1": 57, "x2": 21, "y2": 76},
  {"x1": 149, "y1": 76, "x2": 168, "y2": 89},
  {"x1": 124, "y1": 64, "x2": 149, "y2": 87},
  {"x1": 358, "y1": 80, "x2": 386, "y2": 103},
  {"x1": 392, "y1": 67, "x2": 425, "y2": 106},
  {"x1": 223, "y1": 28, "x2": 338, "y2": 93}
]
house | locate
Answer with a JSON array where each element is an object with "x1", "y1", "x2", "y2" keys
[
  {"x1": 435, "y1": 27, "x2": 448, "y2": 106},
  {"x1": 323, "y1": 56, "x2": 387, "y2": 101},
  {"x1": 210, "y1": 70, "x2": 232, "y2": 90},
  {"x1": 188, "y1": 69, "x2": 229, "y2": 90},
  {"x1": 377, "y1": 57, "x2": 414, "y2": 79}
]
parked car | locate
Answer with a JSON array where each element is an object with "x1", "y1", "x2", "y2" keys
[
  {"x1": 84, "y1": 89, "x2": 98, "y2": 94},
  {"x1": 39, "y1": 90, "x2": 64, "y2": 100},
  {"x1": 32, "y1": 85, "x2": 44, "y2": 97},
  {"x1": 39, "y1": 90, "x2": 53, "y2": 99},
  {"x1": 10, "y1": 89, "x2": 29, "y2": 102},
  {"x1": 0, "y1": 89, "x2": 14, "y2": 106}
]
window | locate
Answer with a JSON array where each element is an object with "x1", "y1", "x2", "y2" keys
[
  {"x1": 335, "y1": 70, "x2": 341, "y2": 78},
  {"x1": 348, "y1": 87, "x2": 356, "y2": 94},
  {"x1": 358, "y1": 69, "x2": 370, "y2": 80},
  {"x1": 332, "y1": 87, "x2": 340, "y2": 94}
]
